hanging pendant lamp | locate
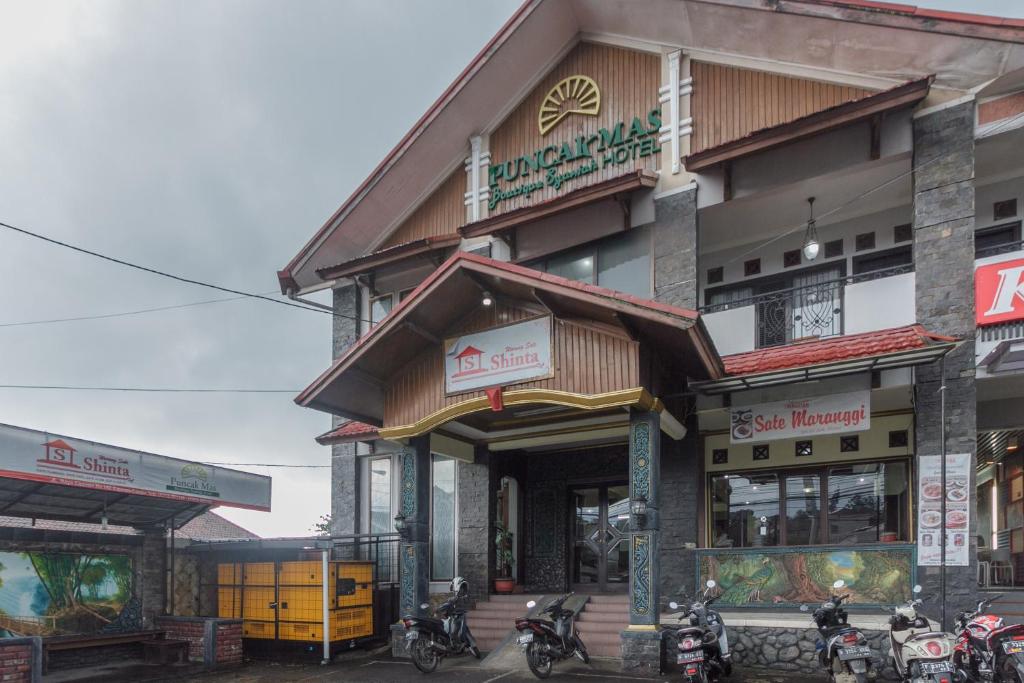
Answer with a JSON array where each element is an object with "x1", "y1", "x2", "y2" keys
[{"x1": 802, "y1": 197, "x2": 820, "y2": 261}]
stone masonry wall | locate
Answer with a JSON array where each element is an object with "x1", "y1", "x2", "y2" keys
[
  {"x1": 0, "y1": 639, "x2": 39, "y2": 683},
  {"x1": 912, "y1": 100, "x2": 977, "y2": 620},
  {"x1": 331, "y1": 284, "x2": 361, "y2": 538},
  {"x1": 659, "y1": 412, "x2": 700, "y2": 603},
  {"x1": 155, "y1": 616, "x2": 242, "y2": 667},
  {"x1": 653, "y1": 187, "x2": 698, "y2": 311},
  {"x1": 457, "y1": 448, "x2": 494, "y2": 601}
]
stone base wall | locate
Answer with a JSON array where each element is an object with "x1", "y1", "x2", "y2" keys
[
  {"x1": 155, "y1": 616, "x2": 242, "y2": 667},
  {"x1": 723, "y1": 625, "x2": 895, "y2": 679},
  {"x1": 0, "y1": 638, "x2": 40, "y2": 683},
  {"x1": 621, "y1": 630, "x2": 661, "y2": 675}
]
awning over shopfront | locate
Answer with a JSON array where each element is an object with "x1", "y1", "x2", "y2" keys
[
  {"x1": 0, "y1": 423, "x2": 272, "y2": 529},
  {"x1": 691, "y1": 324, "x2": 957, "y2": 394},
  {"x1": 296, "y1": 251, "x2": 723, "y2": 442}
]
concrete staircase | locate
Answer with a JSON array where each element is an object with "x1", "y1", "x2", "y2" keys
[
  {"x1": 574, "y1": 593, "x2": 629, "y2": 658},
  {"x1": 466, "y1": 594, "x2": 539, "y2": 653}
]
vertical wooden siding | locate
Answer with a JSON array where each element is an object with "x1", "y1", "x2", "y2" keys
[
  {"x1": 487, "y1": 42, "x2": 661, "y2": 217},
  {"x1": 382, "y1": 167, "x2": 466, "y2": 248},
  {"x1": 383, "y1": 303, "x2": 639, "y2": 429},
  {"x1": 690, "y1": 62, "x2": 873, "y2": 154}
]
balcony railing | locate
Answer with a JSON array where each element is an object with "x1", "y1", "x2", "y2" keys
[
  {"x1": 976, "y1": 239, "x2": 1024, "y2": 260},
  {"x1": 701, "y1": 264, "x2": 913, "y2": 349}
]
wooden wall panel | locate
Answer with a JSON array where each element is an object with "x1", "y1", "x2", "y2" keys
[
  {"x1": 487, "y1": 42, "x2": 661, "y2": 217},
  {"x1": 381, "y1": 167, "x2": 465, "y2": 249},
  {"x1": 690, "y1": 62, "x2": 873, "y2": 154},
  {"x1": 383, "y1": 303, "x2": 639, "y2": 429}
]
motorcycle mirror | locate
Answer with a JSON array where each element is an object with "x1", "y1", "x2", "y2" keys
[
  {"x1": 799, "y1": 604, "x2": 809, "y2": 612},
  {"x1": 419, "y1": 603, "x2": 430, "y2": 610},
  {"x1": 669, "y1": 601, "x2": 679, "y2": 610},
  {"x1": 912, "y1": 584, "x2": 922, "y2": 594},
  {"x1": 706, "y1": 580, "x2": 716, "y2": 589},
  {"x1": 526, "y1": 600, "x2": 536, "y2": 609},
  {"x1": 832, "y1": 580, "x2": 845, "y2": 589}
]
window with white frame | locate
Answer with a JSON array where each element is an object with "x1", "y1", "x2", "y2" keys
[
  {"x1": 368, "y1": 456, "x2": 393, "y2": 535},
  {"x1": 370, "y1": 294, "x2": 393, "y2": 327}
]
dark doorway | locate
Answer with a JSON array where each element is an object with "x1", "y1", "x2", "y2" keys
[{"x1": 570, "y1": 483, "x2": 630, "y2": 593}]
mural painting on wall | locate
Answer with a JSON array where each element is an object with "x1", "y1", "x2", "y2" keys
[
  {"x1": 698, "y1": 548, "x2": 912, "y2": 608},
  {"x1": 0, "y1": 552, "x2": 133, "y2": 636}
]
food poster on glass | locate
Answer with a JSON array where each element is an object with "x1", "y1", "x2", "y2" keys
[{"x1": 917, "y1": 454, "x2": 971, "y2": 567}]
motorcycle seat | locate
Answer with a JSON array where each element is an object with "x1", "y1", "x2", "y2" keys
[{"x1": 891, "y1": 628, "x2": 942, "y2": 646}]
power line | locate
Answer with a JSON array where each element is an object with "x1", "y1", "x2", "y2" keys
[
  {"x1": 0, "y1": 219, "x2": 366, "y2": 323},
  {"x1": 0, "y1": 292, "x2": 277, "y2": 328},
  {"x1": 0, "y1": 384, "x2": 298, "y2": 393}
]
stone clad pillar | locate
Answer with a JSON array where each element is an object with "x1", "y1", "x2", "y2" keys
[
  {"x1": 622, "y1": 409, "x2": 662, "y2": 674},
  {"x1": 912, "y1": 100, "x2": 977, "y2": 622},
  {"x1": 398, "y1": 435, "x2": 431, "y2": 618},
  {"x1": 330, "y1": 284, "x2": 360, "y2": 539}
]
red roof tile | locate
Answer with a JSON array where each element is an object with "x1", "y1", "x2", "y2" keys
[
  {"x1": 722, "y1": 324, "x2": 956, "y2": 375},
  {"x1": 316, "y1": 421, "x2": 380, "y2": 445}
]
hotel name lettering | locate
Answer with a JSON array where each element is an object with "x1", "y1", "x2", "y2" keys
[{"x1": 487, "y1": 108, "x2": 662, "y2": 209}]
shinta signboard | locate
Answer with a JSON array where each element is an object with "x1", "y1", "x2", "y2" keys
[
  {"x1": 976, "y1": 256, "x2": 1024, "y2": 326},
  {"x1": 444, "y1": 316, "x2": 553, "y2": 394},
  {"x1": 0, "y1": 423, "x2": 272, "y2": 511},
  {"x1": 730, "y1": 390, "x2": 871, "y2": 445}
]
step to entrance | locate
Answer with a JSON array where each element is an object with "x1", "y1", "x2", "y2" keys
[
  {"x1": 466, "y1": 594, "x2": 539, "y2": 653},
  {"x1": 575, "y1": 594, "x2": 628, "y2": 659}
]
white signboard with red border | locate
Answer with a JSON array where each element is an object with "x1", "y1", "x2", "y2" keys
[
  {"x1": 444, "y1": 316, "x2": 553, "y2": 394},
  {"x1": 0, "y1": 423, "x2": 271, "y2": 511},
  {"x1": 917, "y1": 453, "x2": 971, "y2": 567},
  {"x1": 730, "y1": 390, "x2": 870, "y2": 444},
  {"x1": 976, "y1": 256, "x2": 1024, "y2": 326}
]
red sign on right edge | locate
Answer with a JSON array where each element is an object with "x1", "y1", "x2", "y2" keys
[{"x1": 976, "y1": 257, "x2": 1024, "y2": 326}]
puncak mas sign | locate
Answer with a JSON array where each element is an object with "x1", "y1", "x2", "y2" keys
[
  {"x1": 444, "y1": 316, "x2": 553, "y2": 394},
  {"x1": 976, "y1": 256, "x2": 1024, "y2": 326},
  {"x1": 488, "y1": 94, "x2": 662, "y2": 210},
  {"x1": 730, "y1": 390, "x2": 871, "y2": 444}
]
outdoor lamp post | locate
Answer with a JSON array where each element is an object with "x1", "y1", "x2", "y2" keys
[
  {"x1": 394, "y1": 512, "x2": 408, "y2": 539},
  {"x1": 630, "y1": 495, "x2": 647, "y2": 528}
]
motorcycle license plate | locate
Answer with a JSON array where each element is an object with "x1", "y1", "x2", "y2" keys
[
  {"x1": 518, "y1": 633, "x2": 534, "y2": 645},
  {"x1": 677, "y1": 650, "x2": 705, "y2": 664},
  {"x1": 1003, "y1": 642, "x2": 1024, "y2": 655},
  {"x1": 919, "y1": 661, "x2": 954, "y2": 674},
  {"x1": 836, "y1": 646, "x2": 871, "y2": 661}
]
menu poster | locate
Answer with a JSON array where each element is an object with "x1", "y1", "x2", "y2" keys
[{"x1": 917, "y1": 454, "x2": 971, "y2": 567}]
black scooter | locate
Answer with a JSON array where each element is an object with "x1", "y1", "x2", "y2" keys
[
  {"x1": 800, "y1": 579, "x2": 875, "y2": 683},
  {"x1": 514, "y1": 592, "x2": 590, "y2": 679},
  {"x1": 668, "y1": 579, "x2": 732, "y2": 683},
  {"x1": 402, "y1": 577, "x2": 480, "y2": 673}
]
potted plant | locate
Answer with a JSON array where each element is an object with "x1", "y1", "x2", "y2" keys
[{"x1": 494, "y1": 523, "x2": 515, "y2": 593}]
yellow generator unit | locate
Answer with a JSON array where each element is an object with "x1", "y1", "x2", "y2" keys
[{"x1": 217, "y1": 560, "x2": 374, "y2": 645}]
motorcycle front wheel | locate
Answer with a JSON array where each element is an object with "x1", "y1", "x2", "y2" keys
[
  {"x1": 411, "y1": 636, "x2": 440, "y2": 674},
  {"x1": 526, "y1": 641, "x2": 553, "y2": 679}
]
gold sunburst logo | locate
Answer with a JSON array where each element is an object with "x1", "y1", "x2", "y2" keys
[{"x1": 538, "y1": 75, "x2": 601, "y2": 136}]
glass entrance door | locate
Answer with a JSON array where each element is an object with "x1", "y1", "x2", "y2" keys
[{"x1": 571, "y1": 484, "x2": 630, "y2": 592}]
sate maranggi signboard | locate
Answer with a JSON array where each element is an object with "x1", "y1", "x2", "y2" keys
[
  {"x1": 976, "y1": 256, "x2": 1024, "y2": 326},
  {"x1": 730, "y1": 390, "x2": 870, "y2": 444},
  {"x1": 0, "y1": 423, "x2": 271, "y2": 511},
  {"x1": 917, "y1": 453, "x2": 971, "y2": 567},
  {"x1": 444, "y1": 316, "x2": 553, "y2": 394}
]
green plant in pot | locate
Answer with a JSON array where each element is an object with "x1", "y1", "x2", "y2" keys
[{"x1": 494, "y1": 523, "x2": 515, "y2": 593}]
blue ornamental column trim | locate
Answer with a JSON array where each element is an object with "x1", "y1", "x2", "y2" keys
[
  {"x1": 398, "y1": 436, "x2": 430, "y2": 617},
  {"x1": 400, "y1": 447, "x2": 417, "y2": 519},
  {"x1": 627, "y1": 409, "x2": 660, "y2": 628},
  {"x1": 630, "y1": 421, "x2": 651, "y2": 505}
]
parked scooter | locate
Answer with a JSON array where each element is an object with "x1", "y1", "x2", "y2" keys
[
  {"x1": 888, "y1": 584, "x2": 957, "y2": 683},
  {"x1": 514, "y1": 592, "x2": 589, "y2": 679},
  {"x1": 800, "y1": 579, "x2": 876, "y2": 683},
  {"x1": 954, "y1": 593, "x2": 1024, "y2": 682},
  {"x1": 668, "y1": 579, "x2": 732, "y2": 683},
  {"x1": 402, "y1": 576, "x2": 480, "y2": 673}
]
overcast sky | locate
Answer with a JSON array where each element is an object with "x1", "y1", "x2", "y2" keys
[{"x1": 0, "y1": 0, "x2": 1021, "y2": 538}]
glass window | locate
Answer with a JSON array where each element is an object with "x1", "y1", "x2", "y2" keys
[
  {"x1": 828, "y1": 462, "x2": 910, "y2": 543},
  {"x1": 547, "y1": 249, "x2": 596, "y2": 284},
  {"x1": 431, "y1": 455, "x2": 457, "y2": 581},
  {"x1": 598, "y1": 229, "x2": 651, "y2": 297},
  {"x1": 710, "y1": 473, "x2": 780, "y2": 548},
  {"x1": 785, "y1": 475, "x2": 822, "y2": 545},
  {"x1": 368, "y1": 457, "x2": 392, "y2": 535},
  {"x1": 975, "y1": 222, "x2": 1022, "y2": 257},
  {"x1": 398, "y1": 288, "x2": 415, "y2": 302},
  {"x1": 370, "y1": 294, "x2": 393, "y2": 326}
]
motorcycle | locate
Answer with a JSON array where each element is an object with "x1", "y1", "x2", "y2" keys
[
  {"x1": 667, "y1": 579, "x2": 732, "y2": 683},
  {"x1": 514, "y1": 592, "x2": 589, "y2": 679},
  {"x1": 402, "y1": 576, "x2": 480, "y2": 673},
  {"x1": 954, "y1": 593, "x2": 1024, "y2": 682},
  {"x1": 800, "y1": 579, "x2": 875, "y2": 683},
  {"x1": 888, "y1": 584, "x2": 957, "y2": 683}
]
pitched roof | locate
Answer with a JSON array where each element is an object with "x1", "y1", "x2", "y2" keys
[
  {"x1": 315, "y1": 421, "x2": 380, "y2": 445},
  {"x1": 721, "y1": 324, "x2": 956, "y2": 375},
  {"x1": 177, "y1": 511, "x2": 259, "y2": 541}
]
